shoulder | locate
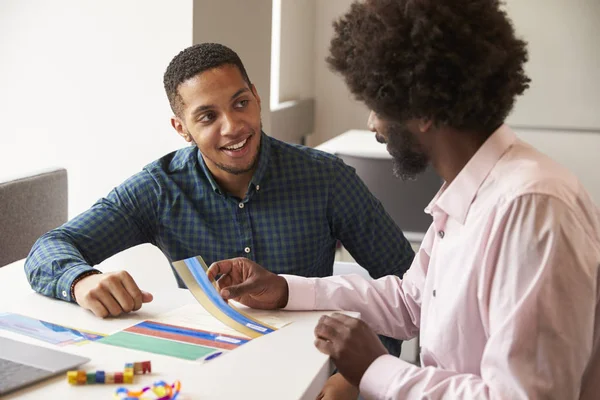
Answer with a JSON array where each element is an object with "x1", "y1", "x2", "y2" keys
[
  {"x1": 267, "y1": 136, "x2": 354, "y2": 177},
  {"x1": 486, "y1": 140, "x2": 586, "y2": 210},
  {"x1": 143, "y1": 146, "x2": 198, "y2": 175},
  {"x1": 111, "y1": 146, "x2": 198, "y2": 195}
]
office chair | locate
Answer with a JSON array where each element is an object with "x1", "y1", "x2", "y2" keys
[
  {"x1": 337, "y1": 153, "x2": 442, "y2": 237},
  {"x1": 0, "y1": 169, "x2": 68, "y2": 267}
]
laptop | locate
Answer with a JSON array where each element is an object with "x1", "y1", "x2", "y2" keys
[{"x1": 0, "y1": 336, "x2": 90, "y2": 395}]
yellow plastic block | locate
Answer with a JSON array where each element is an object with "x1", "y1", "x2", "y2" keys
[
  {"x1": 67, "y1": 371, "x2": 78, "y2": 385},
  {"x1": 124, "y1": 371, "x2": 134, "y2": 384},
  {"x1": 124, "y1": 367, "x2": 134, "y2": 376}
]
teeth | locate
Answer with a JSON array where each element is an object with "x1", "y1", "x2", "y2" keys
[{"x1": 224, "y1": 138, "x2": 247, "y2": 150}]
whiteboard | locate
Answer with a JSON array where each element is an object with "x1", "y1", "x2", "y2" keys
[{"x1": 504, "y1": 0, "x2": 600, "y2": 131}]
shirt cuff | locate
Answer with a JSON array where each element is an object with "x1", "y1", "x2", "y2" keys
[
  {"x1": 55, "y1": 264, "x2": 96, "y2": 302},
  {"x1": 359, "y1": 354, "x2": 412, "y2": 399},
  {"x1": 280, "y1": 275, "x2": 316, "y2": 310}
]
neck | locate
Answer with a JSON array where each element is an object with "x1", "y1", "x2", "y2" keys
[
  {"x1": 212, "y1": 169, "x2": 254, "y2": 199},
  {"x1": 429, "y1": 128, "x2": 490, "y2": 184}
]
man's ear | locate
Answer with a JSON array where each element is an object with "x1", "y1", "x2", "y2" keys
[
  {"x1": 171, "y1": 116, "x2": 192, "y2": 143},
  {"x1": 418, "y1": 119, "x2": 434, "y2": 133},
  {"x1": 251, "y1": 84, "x2": 261, "y2": 110}
]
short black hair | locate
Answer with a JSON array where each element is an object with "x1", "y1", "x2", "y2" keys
[
  {"x1": 327, "y1": 0, "x2": 531, "y2": 134},
  {"x1": 163, "y1": 43, "x2": 252, "y2": 116}
]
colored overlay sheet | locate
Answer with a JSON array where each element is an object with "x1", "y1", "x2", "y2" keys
[
  {"x1": 97, "y1": 304, "x2": 292, "y2": 361},
  {"x1": 98, "y1": 255, "x2": 294, "y2": 361},
  {"x1": 0, "y1": 312, "x2": 105, "y2": 346},
  {"x1": 172, "y1": 255, "x2": 280, "y2": 339},
  {"x1": 99, "y1": 320, "x2": 250, "y2": 361}
]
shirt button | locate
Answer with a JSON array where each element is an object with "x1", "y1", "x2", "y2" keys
[
  {"x1": 438, "y1": 230, "x2": 445, "y2": 239},
  {"x1": 239, "y1": 202, "x2": 245, "y2": 209},
  {"x1": 244, "y1": 247, "x2": 251, "y2": 254},
  {"x1": 62, "y1": 290, "x2": 68, "y2": 298},
  {"x1": 256, "y1": 185, "x2": 260, "y2": 191}
]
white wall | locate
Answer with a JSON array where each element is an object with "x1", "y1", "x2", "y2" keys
[
  {"x1": 278, "y1": 0, "x2": 316, "y2": 103},
  {"x1": 309, "y1": 0, "x2": 600, "y2": 203},
  {"x1": 309, "y1": 0, "x2": 370, "y2": 147},
  {"x1": 193, "y1": 0, "x2": 273, "y2": 134},
  {"x1": 0, "y1": 0, "x2": 194, "y2": 286},
  {"x1": 505, "y1": 0, "x2": 600, "y2": 130}
]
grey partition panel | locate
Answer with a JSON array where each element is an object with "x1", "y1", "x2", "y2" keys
[
  {"x1": 337, "y1": 154, "x2": 442, "y2": 235},
  {"x1": 271, "y1": 98, "x2": 315, "y2": 144},
  {"x1": 0, "y1": 169, "x2": 68, "y2": 267}
]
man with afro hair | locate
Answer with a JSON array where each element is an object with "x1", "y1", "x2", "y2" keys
[{"x1": 205, "y1": 0, "x2": 600, "y2": 398}]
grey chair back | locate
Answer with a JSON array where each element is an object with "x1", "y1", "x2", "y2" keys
[
  {"x1": 0, "y1": 169, "x2": 68, "y2": 267},
  {"x1": 337, "y1": 154, "x2": 442, "y2": 235}
]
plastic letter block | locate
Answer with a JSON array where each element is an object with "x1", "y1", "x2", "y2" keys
[
  {"x1": 133, "y1": 362, "x2": 142, "y2": 374},
  {"x1": 86, "y1": 372, "x2": 96, "y2": 384},
  {"x1": 114, "y1": 372, "x2": 123, "y2": 384},
  {"x1": 124, "y1": 370, "x2": 134, "y2": 384},
  {"x1": 77, "y1": 370, "x2": 86, "y2": 385},
  {"x1": 67, "y1": 371, "x2": 78, "y2": 385},
  {"x1": 141, "y1": 361, "x2": 151, "y2": 373},
  {"x1": 105, "y1": 372, "x2": 114, "y2": 384},
  {"x1": 96, "y1": 370, "x2": 105, "y2": 384}
]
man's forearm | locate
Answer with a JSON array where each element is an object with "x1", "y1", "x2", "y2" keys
[{"x1": 25, "y1": 230, "x2": 95, "y2": 302}]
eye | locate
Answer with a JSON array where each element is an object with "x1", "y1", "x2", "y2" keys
[
  {"x1": 198, "y1": 112, "x2": 216, "y2": 123},
  {"x1": 234, "y1": 99, "x2": 249, "y2": 109}
]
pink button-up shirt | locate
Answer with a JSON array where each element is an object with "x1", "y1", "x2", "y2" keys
[{"x1": 284, "y1": 125, "x2": 600, "y2": 399}]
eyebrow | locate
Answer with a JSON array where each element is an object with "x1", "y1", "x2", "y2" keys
[{"x1": 190, "y1": 88, "x2": 250, "y2": 118}]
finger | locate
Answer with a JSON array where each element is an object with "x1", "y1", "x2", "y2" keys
[
  {"x1": 94, "y1": 289, "x2": 123, "y2": 317},
  {"x1": 141, "y1": 290, "x2": 153, "y2": 303},
  {"x1": 119, "y1": 272, "x2": 143, "y2": 311},
  {"x1": 106, "y1": 279, "x2": 135, "y2": 313},
  {"x1": 314, "y1": 337, "x2": 335, "y2": 356},
  {"x1": 314, "y1": 318, "x2": 342, "y2": 341},
  {"x1": 222, "y1": 278, "x2": 261, "y2": 300},
  {"x1": 216, "y1": 274, "x2": 233, "y2": 292},
  {"x1": 207, "y1": 260, "x2": 235, "y2": 282},
  {"x1": 317, "y1": 315, "x2": 348, "y2": 333},
  {"x1": 86, "y1": 297, "x2": 109, "y2": 318}
]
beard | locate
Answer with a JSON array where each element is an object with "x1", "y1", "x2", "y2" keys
[
  {"x1": 213, "y1": 140, "x2": 260, "y2": 176},
  {"x1": 378, "y1": 121, "x2": 429, "y2": 181}
]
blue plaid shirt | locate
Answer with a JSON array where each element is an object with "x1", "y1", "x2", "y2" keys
[{"x1": 25, "y1": 132, "x2": 414, "y2": 303}]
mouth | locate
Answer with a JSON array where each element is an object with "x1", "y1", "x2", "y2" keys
[
  {"x1": 375, "y1": 133, "x2": 387, "y2": 144},
  {"x1": 220, "y1": 133, "x2": 255, "y2": 159},
  {"x1": 222, "y1": 136, "x2": 250, "y2": 152}
]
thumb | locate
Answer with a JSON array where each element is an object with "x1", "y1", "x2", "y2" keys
[
  {"x1": 221, "y1": 279, "x2": 261, "y2": 300},
  {"x1": 141, "y1": 290, "x2": 153, "y2": 303}
]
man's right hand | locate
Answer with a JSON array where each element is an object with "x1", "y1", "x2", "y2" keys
[
  {"x1": 73, "y1": 271, "x2": 153, "y2": 318},
  {"x1": 207, "y1": 257, "x2": 289, "y2": 310}
]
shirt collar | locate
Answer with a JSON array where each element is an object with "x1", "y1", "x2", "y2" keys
[
  {"x1": 425, "y1": 124, "x2": 517, "y2": 224},
  {"x1": 250, "y1": 131, "x2": 271, "y2": 189},
  {"x1": 197, "y1": 131, "x2": 271, "y2": 196}
]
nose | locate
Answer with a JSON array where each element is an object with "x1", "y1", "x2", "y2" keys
[
  {"x1": 221, "y1": 112, "x2": 243, "y2": 136},
  {"x1": 367, "y1": 111, "x2": 376, "y2": 132}
]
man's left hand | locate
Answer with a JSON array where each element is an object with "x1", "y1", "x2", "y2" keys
[{"x1": 314, "y1": 313, "x2": 388, "y2": 387}]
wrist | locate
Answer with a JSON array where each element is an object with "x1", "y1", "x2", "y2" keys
[
  {"x1": 277, "y1": 276, "x2": 289, "y2": 308},
  {"x1": 70, "y1": 270, "x2": 101, "y2": 302}
]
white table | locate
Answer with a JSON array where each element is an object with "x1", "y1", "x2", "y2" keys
[
  {"x1": 0, "y1": 260, "x2": 335, "y2": 399},
  {"x1": 315, "y1": 130, "x2": 391, "y2": 159}
]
